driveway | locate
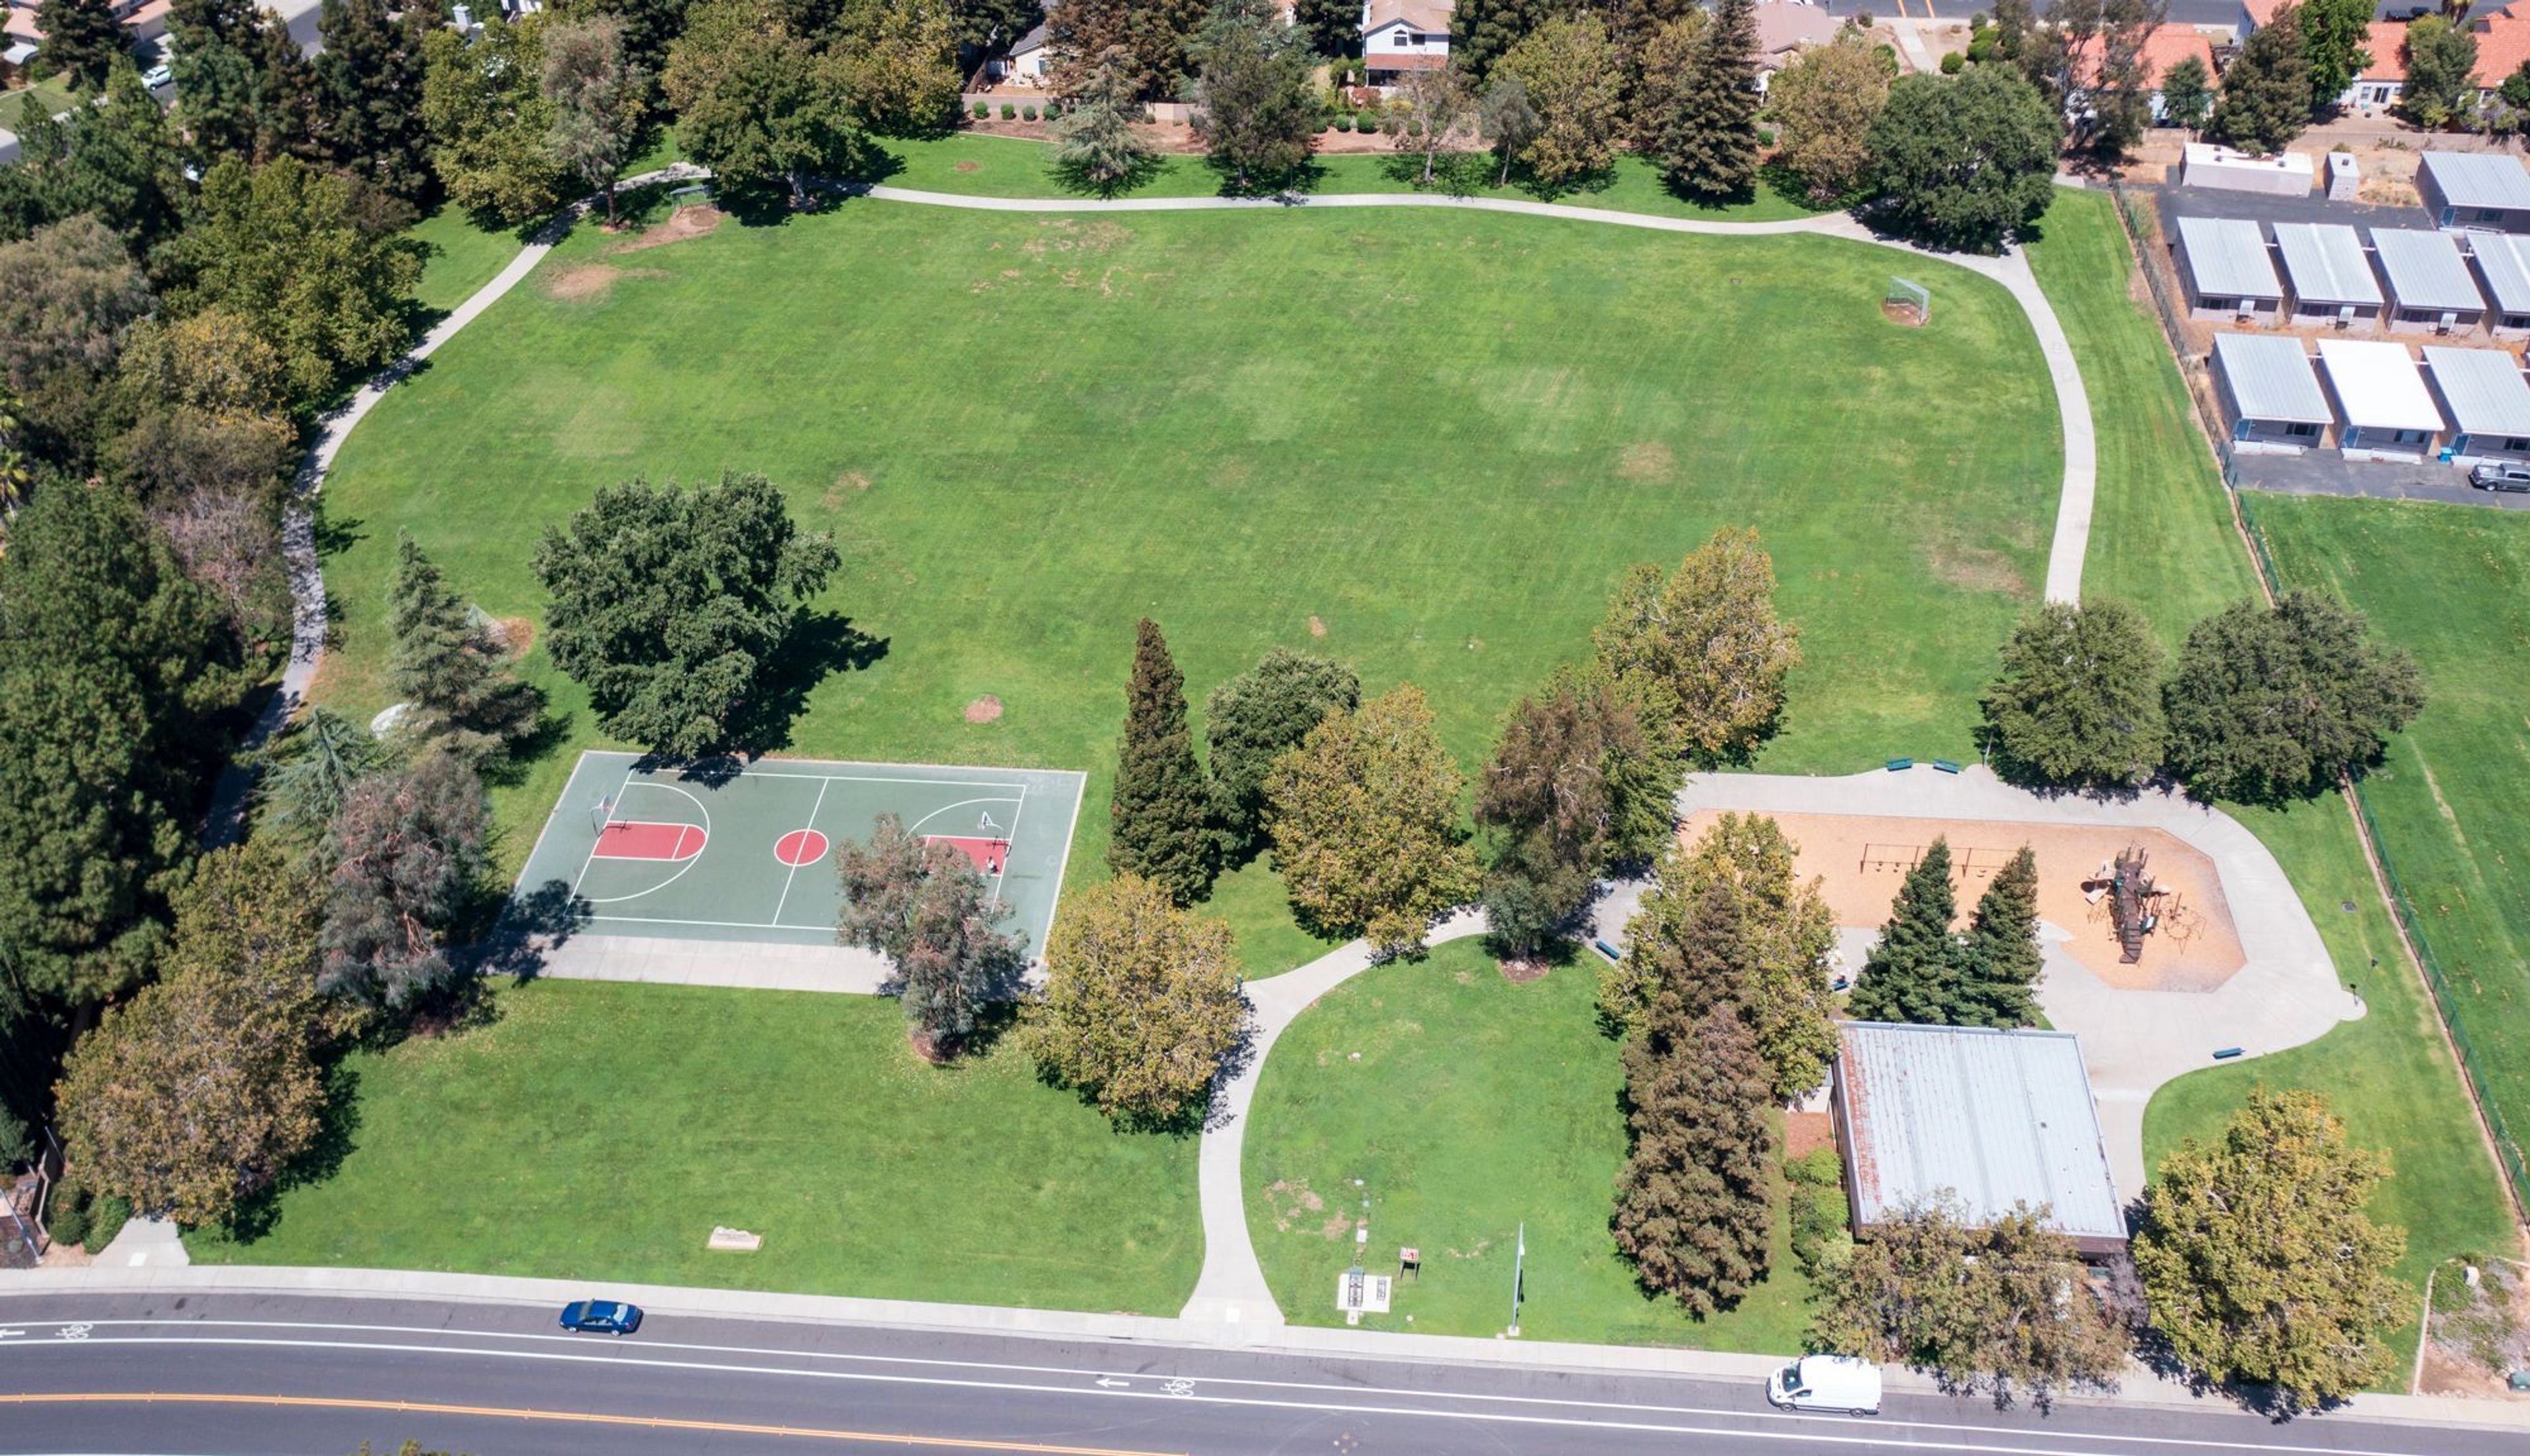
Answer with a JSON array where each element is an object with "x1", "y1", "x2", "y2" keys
[{"x1": 2235, "y1": 456, "x2": 2530, "y2": 510}]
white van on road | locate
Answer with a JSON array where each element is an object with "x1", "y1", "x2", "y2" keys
[{"x1": 1765, "y1": 1355, "x2": 1883, "y2": 1415}]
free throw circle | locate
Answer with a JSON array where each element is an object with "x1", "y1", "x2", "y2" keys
[{"x1": 775, "y1": 829, "x2": 830, "y2": 868}]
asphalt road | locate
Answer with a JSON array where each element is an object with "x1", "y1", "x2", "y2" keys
[{"x1": 0, "y1": 1293, "x2": 2512, "y2": 1456}]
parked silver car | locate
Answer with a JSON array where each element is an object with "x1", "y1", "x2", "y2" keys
[{"x1": 2469, "y1": 462, "x2": 2530, "y2": 493}]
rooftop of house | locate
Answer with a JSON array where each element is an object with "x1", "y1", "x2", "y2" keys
[
  {"x1": 1750, "y1": 1, "x2": 1843, "y2": 56},
  {"x1": 2070, "y1": 22, "x2": 2217, "y2": 90},
  {"x1": 1363, "y1": 0, "x2": 1453, "y2": 34}
]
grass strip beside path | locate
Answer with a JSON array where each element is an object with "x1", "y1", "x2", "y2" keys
[{"x1": 186, "y1": 979, "x2": 1202, "y2": 1313}]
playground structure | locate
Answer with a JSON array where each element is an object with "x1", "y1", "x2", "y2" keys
[{"x1": 1687, "y1": 810, "x2": 2245, "y2": 993}]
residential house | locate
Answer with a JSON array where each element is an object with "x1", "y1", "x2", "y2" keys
[
  {"x1": 2069, "y1": 23, "x2": 2218, "y2": 123},
  {"x1": 991, "y1": 20, "x2": 1051, "y2": 87},
  {"x1": 2212, "y1": 333, "x2": 2333, "y2": 453},
  {"x1": 1749, "y1": 1, "x2": 1843, "y2": 95},
  {"x1": 1362, "y1": 0, "x2": 1451, "y2": 88},
  {"x1": 2338, "y1": 5, "x2": 2530, "y2": 112}
]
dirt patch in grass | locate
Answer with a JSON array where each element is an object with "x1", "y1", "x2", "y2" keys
[
  {"x1": 544, "y1": 263, "x2": 667, "y2": 301},
  {"x1": 1882, "y1": 298, "x2": 1926, "y2": 327},
  {"x1": 1924, "y1": 540, "x2": 2031, "y2": 598},
  {"x1": 1263, "y1": 1178, "x2": 1325, "y2": 1234},
  {"x1": 954, "y1": 160, "x2": 981, "y2": 173},
  {"x1": 1307, "y1": 614, "x2": 1328, "y2": 638},
  {"x1": 824, "y1": 472, "x2": 872, "y2": 509},
  {"x1": 498, "y1": 617, "x2": 536, "y2": 656},
  {"x1": 965, "y1": 694, "x2": 1003, "y2": 723},
  {"x1": 1498, "y1": 957, "x2": 1550, "y2": 984},
  {"x1": 607, "y1": 205, "x2": 724, "y2": 254},
  {"x1": 1616, "y1": 441, "x2": 1675, "y2": 482}
]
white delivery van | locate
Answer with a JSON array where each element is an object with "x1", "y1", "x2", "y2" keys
[{"x1": 1765, "y1": 1355, "x2": 1882, "y2": 1415}]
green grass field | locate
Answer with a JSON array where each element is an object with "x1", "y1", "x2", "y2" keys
[
  {"x1": 185, "y1": 979, "x2": 1200, "y2": 1312},
  {"x1": 1244, "y1": 939, "x2": 1815, "y2": 1349},
  {"x1": 320, "y1": 194, "x2": 2058, "y2": 969},
  {"x1": 2025, "y1": 190, "x2": 2517, "y2": 1372},
  {"x1": 408, "y1": 206, "x2": 532, "y2": 315},
  {"x1": 867, "y1": 131, "x2": 1822, "y2": 219},
  {"x1": 2242, "y1": 495, "x2": 2530, "y2": 1206}
]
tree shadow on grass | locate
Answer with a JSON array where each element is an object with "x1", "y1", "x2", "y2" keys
[
  {"x1": 725, "y1": 609, "x2": 890, "y2": 758},
  {"x1": 216, "y1": 1061, "x2": 364, "y2": 1246},
  {"x1": 1053, "y1": 150, "x2": 1170, "y2": 199},
  {"x1": 466, "y1": 878, "x2": 594, "y2": 988}
]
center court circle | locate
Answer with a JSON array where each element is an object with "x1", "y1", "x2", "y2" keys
[{"x1": 773, "y1": 829, "x2": 830, "y2": 868}]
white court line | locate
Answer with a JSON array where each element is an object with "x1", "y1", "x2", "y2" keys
[
  {"x1": 0, "y1": 1331, "x2": 2453, "y2": 1456},
  {"x1": 768, "y1": 776, "x2": 833, "y2": 928},
  {"x1": 569, "y1": 763, "x2": 642, "y2": 896},
  {"x1": 578, "y1": 783, "x2": 714, "y2": 906},
  {"x1": 992, "y1": 783, "x2": 1028, "y2": 911},
  {"x1": 704, "y1": 771, "x2": 1032, "y2": 791}
]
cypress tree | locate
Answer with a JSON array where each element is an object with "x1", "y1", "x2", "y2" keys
[
  {"x1": 2204, "y1": 3, "x2": 2309, "y2": 155},
  {"x1": 36, "y1": 0, "x2": 128, "y2": 94},
  {"x1": 1846, "y1": 837, "x2": 1961, "y2": 1024},
  {"x1": 1110, "y1": 617, "x2": 1216, "y2": 904},
  {"x1": 313, "y1": 0, "x2": 436, "y2": 200},
  {"x1": 1656, "y1": 0, "x2": 1760, "y2": 199},
  {"x1": 1612, "y1": 992, "x2": 1775, "y2": 1315},
  {"x1": 1957, "y1": 845, "x2": 2042, "y2": 1028},
  {"x1": 387, "y1": 531, "x2": 538, "y2": 763}
]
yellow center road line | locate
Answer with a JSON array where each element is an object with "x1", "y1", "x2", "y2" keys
[{"x1": 0, "y1": 1392, "x2": 1185, "y2": 1456}]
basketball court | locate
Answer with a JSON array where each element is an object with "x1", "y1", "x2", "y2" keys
[{"x1": 515, "y1": 751, "x2": 1086, "y2": 958}]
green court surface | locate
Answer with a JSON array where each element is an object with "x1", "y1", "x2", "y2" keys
[{"x1": 516, "y1": 752, "x2": 1085, "y2": 955}]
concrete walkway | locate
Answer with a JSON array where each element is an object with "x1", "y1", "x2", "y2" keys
[
  {"x1": 854, "y1": 183, "x2": 2095, "y2": 606},
  {"x1": 1677, "y1": 765, "x2": 2365, "y2": 1199},
  {"x1": 1179, "y1": 909, "x2": 1488, "y2": 1328}
]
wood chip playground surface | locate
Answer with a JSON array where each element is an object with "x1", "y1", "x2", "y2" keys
[{"x1": 515, "y1": 752, "x2": 1086, "y2": 956}]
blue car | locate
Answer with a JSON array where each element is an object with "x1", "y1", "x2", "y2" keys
[{"x1": 559, "y1": 1299, "x2": 642, "y2": 1335}]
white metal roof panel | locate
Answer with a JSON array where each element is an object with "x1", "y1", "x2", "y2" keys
[
  {"x1": 2371, "y1": 228, "x2": 2483, "y2": 312},
  {"x1": 2319, "y1": 340, "x2": 2447, "y2": 432},
  {"x1": 1837, "y1": 1022, "x2": 2124, "y2": 1245},
  {"x1": 2274, "y1": 222, "x2": 2382, "y2": 306},
  {"x1": 2176, "y1": 217, "x2": 2282, "y2": 300},
  {"x1": 2423, "y1": 346, "x2": 2530, "y2": 436},
  {"x1": 2421, "y1": 150, "x2": 2530, "y2": 211},
  {"x1": 2466, "y1": 231, "x2": 2530, "y2": 313},
  {"x1": 2214, "y1": 333, "x2": 2332, "y2": 424}
]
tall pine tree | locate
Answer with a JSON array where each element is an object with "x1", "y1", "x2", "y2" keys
[
  {"x1": 314, "y1": 0, "x2": 437, "y2": 200},
  {"x1": 1612, "y1": 990, "x2": 1775, "y2": 1315},
  {"x1": 1656, "y1": 0, "x2": 1759, "y2": 199},
  {"x1": 387, "y1": 532, "x2": 538, "y2": 763},
  {"x1": 1845, "y1": 837, "x2": 1961, "y2": 1024},
  {"x1": 169, "y1": 0, "x2": 272, "y2": 166},
  {"x1": 1956, "y1": 845, "x2": 2042, "y2": 1027},
  {"x1": 2205, "y1": 2, "x2": 2309, "y2": 154},
  {"x1": 38, "y1": 0, "x2": 128, "y2": 94},
  {"x1": 1109, "y1": 618, "x2": 1216, "y2": 904}
]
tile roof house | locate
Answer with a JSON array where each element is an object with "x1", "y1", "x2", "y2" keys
[{"x1": 2340, "y1": 4, "x2": 2530, "y2": 110}]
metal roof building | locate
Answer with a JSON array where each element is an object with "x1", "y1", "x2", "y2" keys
[
  {"x1": 1831, "y1": 1022, "x2": 2126, "y2": 1255},
  {"x1": 2465, "y1": 231, "x2": 2530, "y2": 337},
  {"x1": 2423, "y1": 345, "x2": 2530, "y2": 463},
  {"x1": 2417, "y1": 152, "x2": 2530, "y2": 232},
  {"x1": 2319, "y1": 339, "x2": 2448, "y2": 461},
  {"x1": 2174, "y1": 217, "x2": 2283, "y2": 322},
  {"x1": 2371, "y1": 228, "x2": 2487, "y2": 333},
  {"x1": 2212, "y1": 333, "x2": 2332, "y2": 453},
  {"x1": 2275, "y1": 223, "x2": 2383, "y2": 324}
]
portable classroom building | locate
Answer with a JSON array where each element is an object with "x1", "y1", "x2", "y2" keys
[
  {"x1": 2176, "y1": 217, "x2": 2284, "y2": 323},
  {"x1": 2274, "y1": 223, "x2": 2384, "y2": 327},
  {"x1": 2178, "y1": 142, "x2": 2313, "y2": 198},
  {"x1": 2212, "y1": 333, "x2": 2333, "y2": 453},
  {"x1": 2372, "y1": 228, "x2": 2487, "y2": 335},
  {"x1": 2319, "y1": 339, "x2": 2448, "y2": 461},
  {"x1": 2416, "y1": 152, "x2": 2530, "y2": 232},
  {"x1": 2422, "y1": 346, "x2": 2530, "y2": 464},
  {"x1": 2465, "y1": 231, "x2": 2530, "y2": 338}
]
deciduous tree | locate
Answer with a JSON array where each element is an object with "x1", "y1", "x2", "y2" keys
[
  {"x1": 1844, "y1": 838, "x2": 1959, "y2": 1024},
  {"x1": 424, "y1": 14, "x2": 569, "y2": 228},
  {"x1": 1205, "y1": 647, "x2": 1357, "y2": 857},
  {"x1": 1605, "y1": 813, "x2": 1835, "y2": 1098},
  {"x1": 1382, "y1": 61, "x2": 1475, "y2": 187},
  {"x1": 1768, "y1": 31, "x2": 1890, "y2": 204},
  {"x1": 1188, "y1": 0, "x2": 1317, "y2": 192},
  {"x1": 1478, "y1": 71, "x2": 1541, "y2": 186},
  {"x1": 53, "y1": 841, "x2": 328, "y2": 1225},
  {"x1": 544, "y1": 16, "x2": 649, "y2": 225},
  {"x1": 2162, "y1": 590, "x2": 2423, "y2": 803},
  {"x1": 1264, "y1": 685, "x2": 1481, "y2": 955},
  {"x1": 0, "y1": 484, "x2": 242, "y2": 1005},
  {"x1": 1654, "y1": 0, "x2": 1759, "y2": 198},
  {"x1": 1494, "y1": 14, "x2": 1621, "y2": 188},
  {"x1": 1023, "y1": 873, "x2": 1247, "y2": 1125},
  {"x1": 1612, "y1": 988, "x2": 1775, "y2": 1314},
  {"x1": 1865, "y1": 66, "x2": 2061, "y2": 252},
  {"x1": 2207, "y1": 2, "x2": 2309, "y2": 153},
  {"x1": 2397, "y1": 14, "x2": 2478, "y2": 129},
  {"x1": 532, "y1": 472, "x2": 839, "y2": 759},
  {"x1": 665, "y1": 0, "x2": 868, "y2": 206},
  {"x1": 1476, "y1": 669, "x2": 1671, "y2": 963},
  {"x1": 1593, "y1": 526, "x2": 1801, "y2": 765},
  {"x1": 320, "y1": 748, "x2": 488, "y2": 1010},
  {"x1": 0, "y1": 214, "x2": 154, "y2": 469},
  {"x1": 2297, "y1": 0, "x2": 2374, "y2": 107},
  {"x1": 837, "y1": 0, "x2": 961, "y2": 136},
  {"x1": 2134, "y1": 1088, "x2": 2406, "y2": 1410},
  {"x1": 2154, "y1": 52, "x2": 2212, "y2": 132},
  {"x1": 1813, "y1": 1200, "x2": 2128, "y2": 1406},
  {"x1": 1110, "y1": 618, "x2": 1217, "y2": 903},
  {"x1": 169, "y1": 155, "x2": 426, "y2": 405},
  {"x1": 1979, "y1": 598, "x2": 2168, "y2": 791},
  {"x1": 837, "y1": 814, "x2": 1028, "y2": 1057}
]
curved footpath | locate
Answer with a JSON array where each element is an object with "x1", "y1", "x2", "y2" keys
[{"x1": 195, "y1": 173, "x2": 2106, "y2": 1333}]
